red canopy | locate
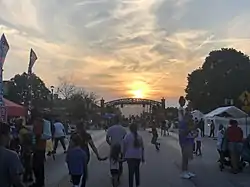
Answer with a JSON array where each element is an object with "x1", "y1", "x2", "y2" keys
[{"x1": 4, "y1": 98, "x2": 27, "y2": 117}]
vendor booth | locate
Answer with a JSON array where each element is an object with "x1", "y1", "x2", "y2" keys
[
  {"x1": 191, "y1": 110, "x2": 204, "y2": 121},
  {"x1": 204, "y1": 106, "x2": 249, "y2": 137},
  {"x1": 4, "y1": 98, "x2": 27, "y2": 117}
]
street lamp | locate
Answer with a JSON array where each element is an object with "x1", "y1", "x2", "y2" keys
[{"x1": 50, "y1": 86, "x2": 54, "y2": 110}]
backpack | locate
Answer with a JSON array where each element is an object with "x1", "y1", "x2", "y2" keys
[{"x1": 41, "y1": 119, "x2": 52, "y2": 140}]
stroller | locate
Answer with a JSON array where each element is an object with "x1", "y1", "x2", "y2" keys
[
  {"x1": 219, "y1": 134, "x2": 250, "y2": 171},
  {"x1": 241, "y1": 135, "x2": 250, "y2": 164}
]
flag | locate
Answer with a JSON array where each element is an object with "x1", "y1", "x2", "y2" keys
[
  {"x1": 28, "y1": 48, "x2": 38, "y2": 74},
  {"x1": 0, "y1": 34, "x2": 10, "y2": 66}
]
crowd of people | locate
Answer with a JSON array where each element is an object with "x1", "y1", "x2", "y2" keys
[{"x1": 1, "y1": 100, "x2": 250, "y2": 187}]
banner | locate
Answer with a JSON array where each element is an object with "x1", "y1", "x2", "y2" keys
[
  {"x1": 28, "y1": 48, "x2": 37, "y2": 74},
  {"x1": 0, "y1": 34, "x2": 9, "y2": 66},
  {"x1": 0, "y1": 33, "x2": 9, "y2": 122}
]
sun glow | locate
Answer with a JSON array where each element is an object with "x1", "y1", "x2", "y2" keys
[
  {"x1": 129, "y1": 81, "x2": 150, "y2": 98},
  {"x1": 132, "y1": 89, "x2": 144, "y2": 98}
]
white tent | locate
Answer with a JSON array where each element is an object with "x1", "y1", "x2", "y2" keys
[
  {"x1": 191, "y1": 110, "x2": 204, "y2": 120},
  {"x1": 204, "y1": 106, "x2": 248, "y2": 137},
  {"x1": 205, "y1": 106, "x2": 247, "y2": 118}
]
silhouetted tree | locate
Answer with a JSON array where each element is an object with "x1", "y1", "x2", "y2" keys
[
  {"x1": 5, "y1": 72, "x2": 50, "y2": 108},
  {"x1": 185, "y1": 48, "x2": 250, "y2": 112}
]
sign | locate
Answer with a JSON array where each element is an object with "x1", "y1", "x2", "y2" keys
[
  {"x1": 239, "y1": 91, "x2": 250, "y2": 112},
  {"x1": 0, "y1": 106, "x2": 7, "y2": 122},
  {"x1": 239, "y1": 91, "x2": 250, "y2": 106}
]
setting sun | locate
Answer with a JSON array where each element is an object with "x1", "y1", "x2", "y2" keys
[
  {"x1": 132, "y1": 89, "x2": 144, "y2": 98},
  {"x1": 128, "y1": 81, "x2": 150, "y2": 98}
]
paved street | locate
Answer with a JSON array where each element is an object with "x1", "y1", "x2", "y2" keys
[
  {"x1": 45, "y1": 130, "x2": 106, "y2": 187},
  {"x1": 57, "y1": 130, "x2": 250, "y2": 187}
]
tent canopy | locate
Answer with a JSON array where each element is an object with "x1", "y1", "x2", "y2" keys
[
  {"x1": 205, "y1": 106, "x2": 247, "y2": 119},
  {"x1": 191, "y1": 110, "x2": 204, "y2": 119},
  {"x1": 4, "y1": 98, "x2": 27, "y2": 117}
]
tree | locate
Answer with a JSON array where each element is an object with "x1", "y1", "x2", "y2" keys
[
  {"x1": 165, "y1": 107, "x2": 178, "y2": 121},
  {"x1": 185, "y1": 48, "x2": 250, "y2": 112},
  {"x1": 56, "y1": 77, "x2": 76, "y2": 99},
  {"x1": 5, "y1": 72, "x2": 51, "y2": 108}
]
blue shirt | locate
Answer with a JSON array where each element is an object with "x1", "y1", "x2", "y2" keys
[
  {"x1": 178, "y1": 120, "x2": 194, "y2": 146},
  {"x1": 0, "y1": 147, "x2": 24, "y2": 187},
  {"x1": 66, "y1": 147, "x2": 87, "y2": 175}
]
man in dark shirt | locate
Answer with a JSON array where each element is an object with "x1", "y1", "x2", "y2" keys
[
  {"x1": 30, "y1": 115, "x2": 46, "y2": 187},
  {"x1": 0, "y1": 122, "x2": 25, "y2": 187},
  {"x1": 226, "y1": 119, "x2": 243, "y2": 173}
]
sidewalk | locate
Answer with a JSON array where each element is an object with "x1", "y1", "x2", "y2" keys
[{"x1": 46, "y1": 130, "x2": 106, "y2": 187}]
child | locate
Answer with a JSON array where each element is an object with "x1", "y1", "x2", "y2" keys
[
  {"x1": 150, "y1": 125, "x2": 160, "y2": 151},
  {"x1": 195, "y1": 127, "x2": 202, "y2": 156},
  {"x1": 66, "y1": 133, "x2": 87, "y2": 187},
  {"x1": 109, "y1": 144, "x2": 123, "y2": 187}
]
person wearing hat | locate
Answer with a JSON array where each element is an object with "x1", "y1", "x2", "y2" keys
[{"x1": 0, "y1": 122, "x2": 25, "y2": 187}]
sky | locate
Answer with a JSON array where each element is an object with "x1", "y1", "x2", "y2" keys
[{"x1": 1, "y1": 0, "x2": 250, "y2": 108}]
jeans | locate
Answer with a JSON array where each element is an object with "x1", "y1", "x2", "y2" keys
[
  {"x1": 127, "y1": 159, "x2": 141, "y2": 187},
  {"x1": 195, "y1": 141, "x2": 202, "y2": 155},
  {"x1": 53, "y1": 137, "x2": 66, "y2": 152},
  {"x1": 33, "y1": 150, "x2": 45, "y2": 187}
]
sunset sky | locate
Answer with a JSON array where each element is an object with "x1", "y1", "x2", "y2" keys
[{"x1": 1, "y1": 0, "x2": 250, "y2": 106}]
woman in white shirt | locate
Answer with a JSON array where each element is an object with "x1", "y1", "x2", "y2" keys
[
  {"x1": 195, "y1": 128, "x2": 202, "y2": 156},
  {"x1": 217, "y1": 124, "x2": 225, "y2": 168}
]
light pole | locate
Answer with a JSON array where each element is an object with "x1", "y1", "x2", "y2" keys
[{"x1": 50, "y1": 86, "x2": 54, "y2": 110}]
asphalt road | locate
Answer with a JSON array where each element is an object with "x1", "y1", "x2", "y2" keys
[
  {"x1": 45, "y1": 130, "x2": 106, "y2": 187},
  {"x1": 57, "y1": 130, "x2": 250, "y2": 187}
]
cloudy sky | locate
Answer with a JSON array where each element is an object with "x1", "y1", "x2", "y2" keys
[{"x1": 1, "y1": 0, "x2": 250, "y2": 106}]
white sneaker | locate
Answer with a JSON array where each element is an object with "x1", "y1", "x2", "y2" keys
[
  {"x1": 188, "y1": 172, "x2": 196, "y2": 177},
  {"x1": 180, "y1": 172, "x2": 191, "y2": 179}
]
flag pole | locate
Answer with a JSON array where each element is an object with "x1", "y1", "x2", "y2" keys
[
  {"x1": 0, "y1": 34, "x2": 9, "y2": 123},
  {"x1": 27, "y1": 48, "x2": 38, "y2": 117}
]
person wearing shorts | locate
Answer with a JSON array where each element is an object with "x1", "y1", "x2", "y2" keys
[{"x1": 179, "y1": 113, "x2": 196, "y2": 179}]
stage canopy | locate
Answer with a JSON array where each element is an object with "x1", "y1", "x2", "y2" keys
[{"x1": 4, "y1": 98, "x2": 27, "y2": 117}]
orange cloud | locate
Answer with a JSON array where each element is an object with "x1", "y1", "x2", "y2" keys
[{"x1": 1, "y1": 0, "x2": 250, "y2": 106}]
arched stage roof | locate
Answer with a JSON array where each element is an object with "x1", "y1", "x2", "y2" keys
[{"x1": 104, "y1": 98, "x2": 161, "y2": 107}]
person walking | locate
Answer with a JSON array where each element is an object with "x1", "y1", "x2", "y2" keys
[
  {"x1": 150, "y1": 125, "x2": 160, "y2": 151},
  {"x1": 19, "y1": 124, "x2": 33, "y2": 183},
  {"x1": 209, "y1": 121, "x2": 215, "y2": 138},
  {"x1": 123, "y1": 123, "x2": 145, "y2": 187},
  {"x1": 109, "y1": 144, "x2": 123, "y2": 187},
  {"x1": 71, "y1": 122, "x2": 106, "y2": 187},
  {"x1": 106, "y1": 117, "x2": 127, "y2": 176},
  {"x1": 0, "y1": 122, "x2": 25, "y2": 187},
  {"x1": 195, "y1": 127, "x2": 202, "y2": 156},
  {"x1": 30, "y1": 113, "x2": 47, "y2": 187},
  {"x1": 53, "y1": 119, "x2": 67, "y2": 154},
  {"x1": 160, "y1": 120, "x2": 166, "y2": 136},
  {"x1": 199, "y1": 119, "x2": 205, "y2": 137},
  {"x1": 226, "y1": 120, "x2": 243, "y2": 174},
  {"x1": 66, "y1": 133, "x2": 88, "y2": 187},
  {"x1": 217, "y1": 124, "x2": 225, "y2": 169},
  {"x1": 179, "y1": 112, "x2": 197, "y2": 179}
]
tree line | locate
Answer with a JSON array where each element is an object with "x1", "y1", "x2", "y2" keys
[
  {"x1": 4, "y1": 73, "x2": 103, "y2": 120},
  {"x1": 185, "y1": 48, "x2": 250, "y2": 113}
]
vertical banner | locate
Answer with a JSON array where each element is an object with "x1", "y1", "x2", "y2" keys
[
  {"x1": 0, "y1": 34, "x2": 9, "y2": 122},
  {"x1": 28, "y1": 48, "x2": 37, "y2": 74},
  {"x1": 27, "y1": 48, "x2": 37, "y2": 112}
]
